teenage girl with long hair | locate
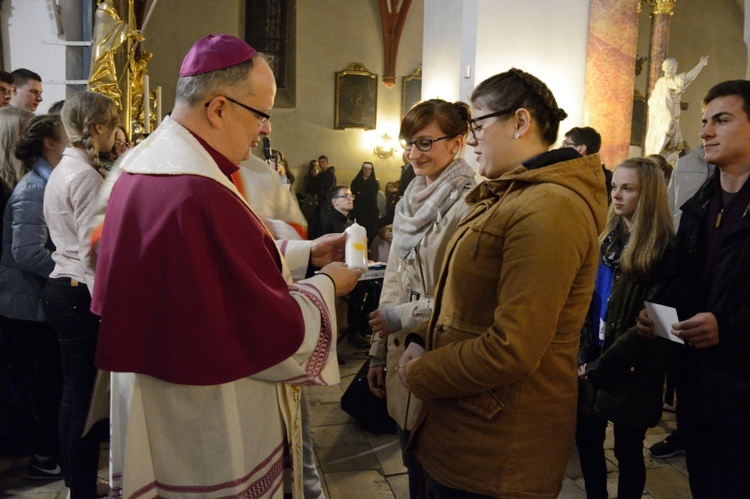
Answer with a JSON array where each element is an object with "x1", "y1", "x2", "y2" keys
[{"x1": 576, "y1": 157, "x2": 674, "y2": 499}]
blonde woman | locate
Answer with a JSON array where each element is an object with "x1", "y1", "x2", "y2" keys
[
  {"x1": 576, "y1": 157, "x2": 674, "y2": 499},
  {"x1": 0, "y1": 106, "x2": 35, "y2": 226},
  {"x1": 41, "y1": 91, "x2": 118, "y2": 498}
]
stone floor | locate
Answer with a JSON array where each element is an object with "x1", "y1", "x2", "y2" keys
[{"x1": 0, "y1": 343, "x2": 690, "y2": 498}]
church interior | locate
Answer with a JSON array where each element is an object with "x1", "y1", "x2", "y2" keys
[{"x1": 1, "y1": 0, "x2": 748, "y2": 497}]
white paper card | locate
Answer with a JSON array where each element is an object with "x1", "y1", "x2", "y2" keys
[{"x1": 644, "y1": 302, "x2": 684, "y2": 344}]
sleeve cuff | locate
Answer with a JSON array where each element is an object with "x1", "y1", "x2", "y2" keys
[
  {"x1": 384, "y1": 305, "x2": 402, "y2": 333},
  {"x1": 405, "y1": 332, "x2": 425, "y2": 349}
]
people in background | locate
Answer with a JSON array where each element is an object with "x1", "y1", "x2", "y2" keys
[
  {"x1": 666, "y1": 144, "x2": 713, "y2": 229},
  {"x1": 9, "y1": 69, "x2": 43, "y2": 112},
  {"x1": 367, "y1": 98, "x2": 476, "y2": 498},
  {"x1": 350, "y1": 161, "x2": 380, "y2": 245},
  {"x1": 0, "y1": 105, "x2": 35, "y2": 454},
  {"x1": 0, "y1": 107, "x2": 35, "y2": 230},
  {"x1": 397, "y1": 160, "x2": 416, "y2": 198},
  {"x1": 563, "y1": 125, "x2": 612, "y2": 201},
  {"x1": 0, "y1": 114, "x2": 68, "y2": 479},
  {"x1": 636, "y1": 79, "x2": 750, "y2": 498},
  {"x1": 303, "y1": 159, "x2": 321, "y2": 198},
  {"x1": 576, "y1": 157, "x2": 673, "y2": 499},
  {"x1": 312, "y1": 155, "x2": 338, "y2": 234},
  {"x1": 398, "y1": 68, "x2": 607, "y2": 497},
  {"x1": 0, "y1": 70, "x2": 13, "y2": 107},
  {"x1": 47, "y1": 100, "x2": 66, "y2": 115},
  {"x1": 376, "y1": 181, "x2": 387, "y2": 220},
  {"x1": 317, "y1": 154, "x2": 336, "y2": 199},
  {"x1": 100, "y1": 125, "x2": 130, "y2": 171},
  {"x1": 270, "y1": 148, "x2": 294, "y2": 190},
  {"x1": 647, "y1": 153, "x2": 673, "y2": 184},
  {"x1": 42, "y1": 90, "x2": 118, "y2": 498},
  {"x1": 312, "y1": 185, "x2": 353, "y2": 238}
]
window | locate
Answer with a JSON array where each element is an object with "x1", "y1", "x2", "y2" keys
[{"x1": 245, "y1": 0, "x2": 295, "y2": 107}]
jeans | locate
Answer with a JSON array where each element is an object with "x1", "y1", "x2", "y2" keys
[
  {"x1": 398, "y1": 429, "x2": 426, "y2": 499},
  {"x1": 42, "y1": 278, "x2": 101, "y2": 499},
  {"x1": 576, "y1": 411, "x2": 647, "y2": 499}
]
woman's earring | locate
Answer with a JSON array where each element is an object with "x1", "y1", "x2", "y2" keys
[
  {"x1": 452, "y1": 149, "x2": 458, "y2": 154},
  {"x1": 514, "y1": 131, "x2": 520, "y2": 139}
]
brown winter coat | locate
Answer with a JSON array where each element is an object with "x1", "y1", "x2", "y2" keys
[{"x1": 408, "y1": 152, "x2": 607, "y2": 497}]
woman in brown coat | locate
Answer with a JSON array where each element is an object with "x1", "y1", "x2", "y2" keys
[{"x1": 398, "y1": 69, "x2": 607, "y2": 497}]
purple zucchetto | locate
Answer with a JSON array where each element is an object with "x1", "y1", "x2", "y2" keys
[{"x1": 179, "y1": 34, "x2": 257, "y2": 77}]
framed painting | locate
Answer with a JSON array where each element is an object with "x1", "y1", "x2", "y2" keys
[
  {"x1": 402, "y1": 67, "x2": 422, "y2": 117},
  {"x1": 335, "y1": 63, "x2": 378, "y2": 130}
]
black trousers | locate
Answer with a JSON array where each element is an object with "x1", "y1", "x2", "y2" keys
[
  {"x1": 42, "y1": 278, "x2": 101, "y2": 499},
  {"x1": 576, "y1": 411, "x2": 647, "y2": 499},
  {"x1": 1, "y1": 316, "x2": 62, "y2": 457},
  {"x1": 675, "y1": 363, "x2": 750, "y2": 499}
]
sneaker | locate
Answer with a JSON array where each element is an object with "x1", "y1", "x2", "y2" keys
[
  {"x1": 26, "y1": 455, "x2": 63, "y2": 480},
  {"x1": 649, "y1": 432, "x2": 684, "y2": 458}
]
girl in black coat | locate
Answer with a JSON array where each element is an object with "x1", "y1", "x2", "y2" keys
[{"x1": 577, "y1": 157, "x2": 674, "y2": 499}]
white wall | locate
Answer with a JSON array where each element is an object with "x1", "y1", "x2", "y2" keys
[
  {"x1": 422, "y1": 0, "x2": 469, "y2": 101},
  {"x1": 1, "y1": 0, "x2": 68, "y2": 112},
  {"x1": 423, "y1": 0, "x2": 590, "y2": 168},
  {"x1": 474, "y1": 0, "x2": 589, "y2": 131}
]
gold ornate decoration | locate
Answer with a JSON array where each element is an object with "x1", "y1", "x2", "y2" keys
[
  {"x1": 89, "y1": 0, "x2": 141, "y2": 115},
  {"x1": 639, "y1": 0, "x2": 677, "y2": 16},
  {"x1": 88, "y1": 0, "x2": 155, "y2": 142}
]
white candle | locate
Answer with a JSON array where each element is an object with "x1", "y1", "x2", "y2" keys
[
  {"x1": 156, "y1": 86, "x2": 162, "y2": 127},
  {"x1": 143, "y1": 75, "x2": 150, "y2": 134}
]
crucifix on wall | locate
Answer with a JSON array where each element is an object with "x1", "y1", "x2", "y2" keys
[{"x1": 377, "y1": 0, "x2": 412, "y2": 87}]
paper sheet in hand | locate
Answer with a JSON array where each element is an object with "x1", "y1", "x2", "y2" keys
[{"x1": 644, "y1": 302, "x2": 684, "y2": 344}]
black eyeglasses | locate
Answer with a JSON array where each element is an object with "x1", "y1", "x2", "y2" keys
[
  {"x1": 400, "y1": 135, "x2": 452, "y2": 153},
  {"x1": 204, "y1": 95, "x2": 271, "y2": 126},
  {"x1": 467, "y1": 107, "x2": 518, "y2": 140}
]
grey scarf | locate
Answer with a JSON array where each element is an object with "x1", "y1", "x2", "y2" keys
[{"x1": 392, "y1": 157, "x2": 475, "y2": 259}]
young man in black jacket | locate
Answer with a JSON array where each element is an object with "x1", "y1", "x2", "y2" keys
[{"x1": 638, "y1": 80, "x2": 750, "y2": 498}]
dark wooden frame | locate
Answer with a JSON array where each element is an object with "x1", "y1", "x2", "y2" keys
[
  {"x1": 335, "y1": 63, "x2": 377, "y2": 130},
  {"x1": 401, "y1": 67, "x2": 422, "y2": 117}
]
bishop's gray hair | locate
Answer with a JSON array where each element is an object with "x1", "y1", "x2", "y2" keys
[{"x1": 175, "y1": 53, "x2": 271, "y2": 106}]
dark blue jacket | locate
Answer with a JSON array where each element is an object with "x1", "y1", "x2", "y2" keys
[{"x1": 0, "y1": 158, "x2": 55, "y2": 321}]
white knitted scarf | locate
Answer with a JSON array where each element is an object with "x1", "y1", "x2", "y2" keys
[{"x1": 392, "y1": 157, "x2": 475, "y2": 259}]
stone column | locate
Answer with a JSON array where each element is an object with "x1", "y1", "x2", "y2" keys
[
  {"x1": 584, "y1": 0, "x2": 641, "y2": 168},
  {"x1": 646, "y1": 0, "x2": 677, "y2": 96}
]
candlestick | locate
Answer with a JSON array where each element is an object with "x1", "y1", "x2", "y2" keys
[
  {"x1": 156, "y1": 86, "x2": 162, "y2": 127},
  {"x1": 144, "y1": 75, "x2": 150, "y2": 134}
]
